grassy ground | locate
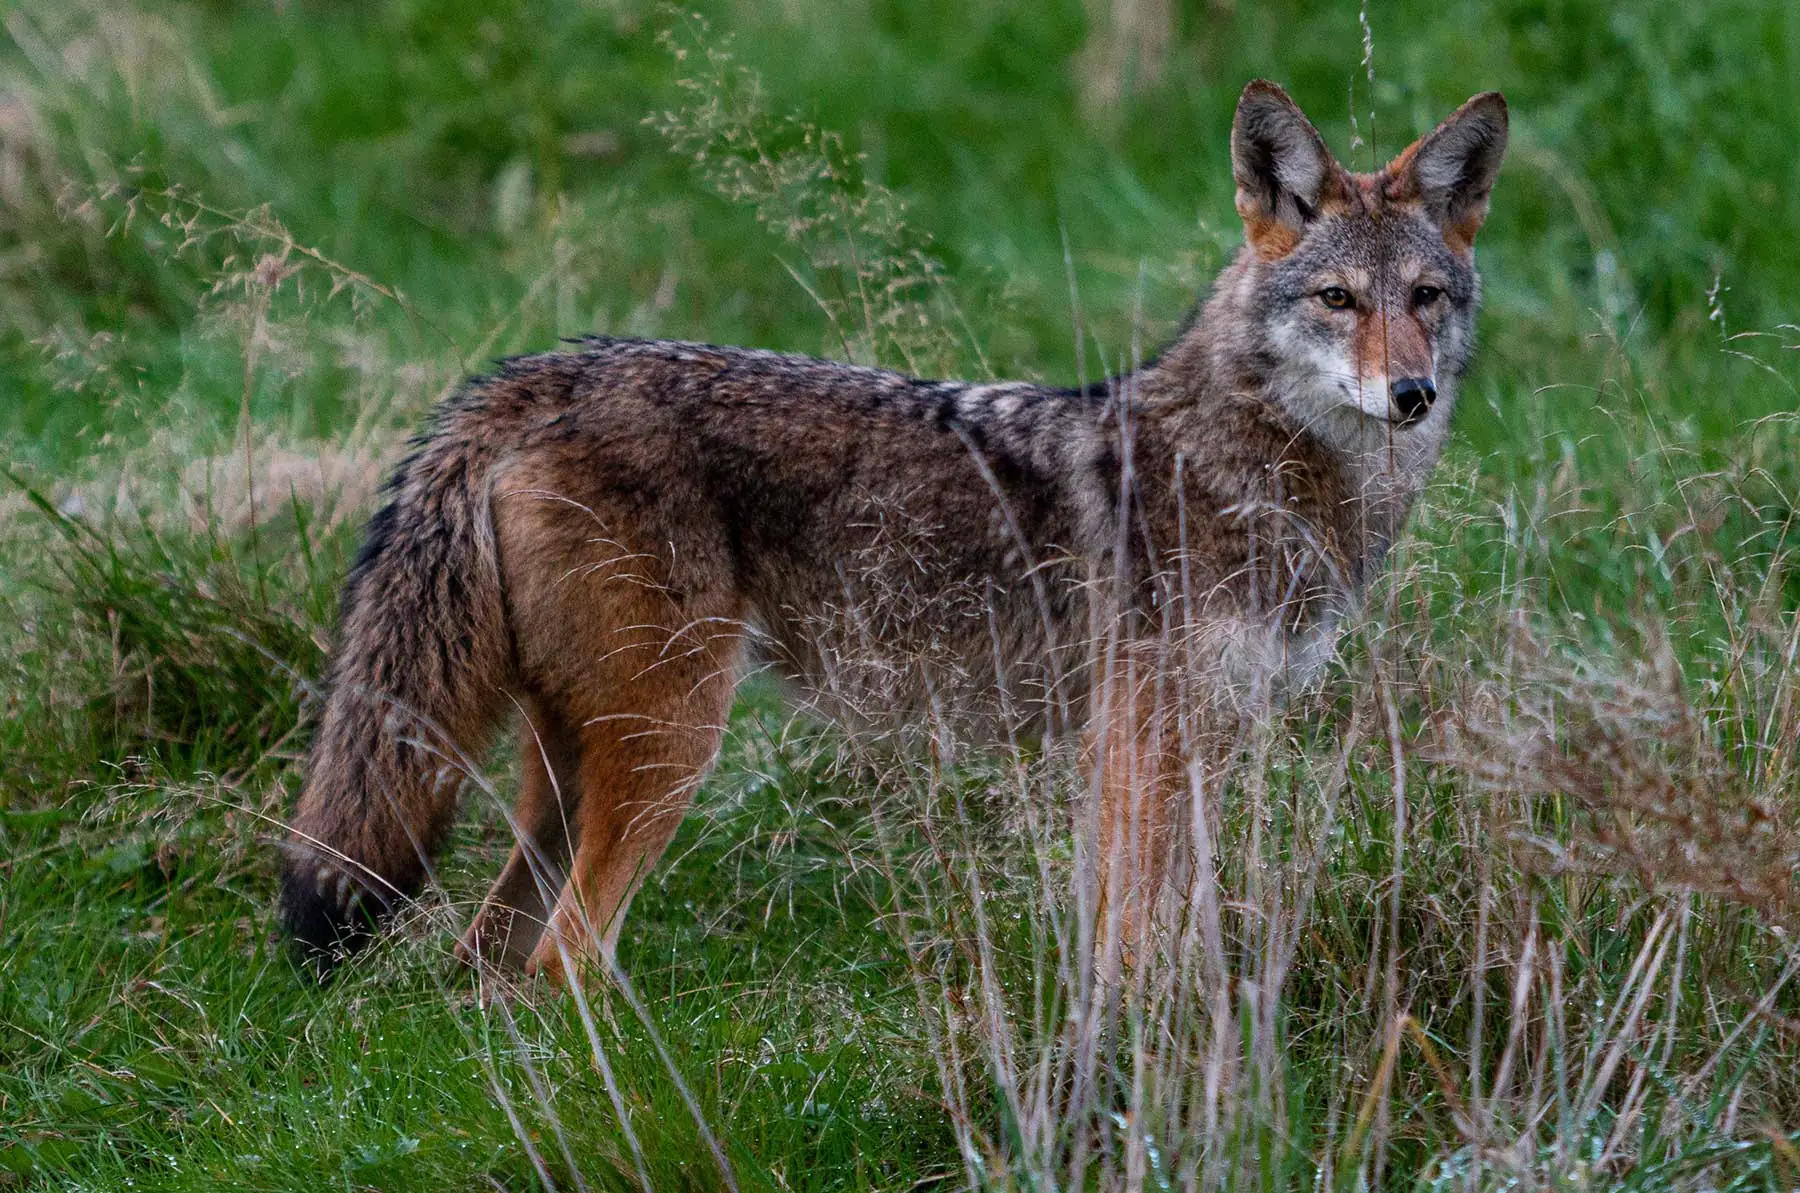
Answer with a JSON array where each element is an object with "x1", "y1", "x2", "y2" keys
[{"x1": 3, "y1": 0, "x2": 1799, "y2": 1188}]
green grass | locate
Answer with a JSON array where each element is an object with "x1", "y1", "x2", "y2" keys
[{"x1": 3, "y1": 0, "x2": 1800, "y2": 1188}]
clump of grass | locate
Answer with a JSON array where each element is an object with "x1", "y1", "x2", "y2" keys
[
  {"x1": 1439, "y1": 627, "x2": 1800, "y2": 926},
  {"x1": 1, "y1": 483, "x2": 333, "y2": 792}
]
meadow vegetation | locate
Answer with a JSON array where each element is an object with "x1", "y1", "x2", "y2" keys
[{"x1": 2, "y1": 0, "x2": 1799, "y2": 1188}]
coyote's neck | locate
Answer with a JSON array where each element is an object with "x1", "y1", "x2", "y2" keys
[{"x1": 1135, "y1": 255, "x2": 1266, "y2": 401}]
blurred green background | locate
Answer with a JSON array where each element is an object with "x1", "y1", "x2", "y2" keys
[{"x1": 4, "y1": 0, "x2": 1796, "y2": 473}]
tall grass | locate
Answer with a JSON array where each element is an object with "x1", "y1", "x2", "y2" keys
[{"x1": 2, "y1": 0, "x2": 1798, "y2": 1189}]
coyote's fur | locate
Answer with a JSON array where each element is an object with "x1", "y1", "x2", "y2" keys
[{"x1": 282, "y1": 81, "x2": 1508, "y2": 982}]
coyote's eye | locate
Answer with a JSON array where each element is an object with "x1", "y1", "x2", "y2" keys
[
  {"x1": 1318, "y1": 287, "x2": 1355, "y2": 310},
  {"x1": 1412, "y1": 285, "x2": 1443, "y2": 307}
]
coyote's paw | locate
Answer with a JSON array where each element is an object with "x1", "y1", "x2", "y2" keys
[{"x1": 523, "y1": 939, "x2": 572, "y2": 987}]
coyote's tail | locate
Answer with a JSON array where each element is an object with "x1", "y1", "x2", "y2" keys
[{"x1": 281, "y1": 382, "x2": 525, "y2": 975}]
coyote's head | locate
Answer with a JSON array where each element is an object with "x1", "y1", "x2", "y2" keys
[{"x1": 1220, "y1": 80, "x2": 1508, "y2": 452}]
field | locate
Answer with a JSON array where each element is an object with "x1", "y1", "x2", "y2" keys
[{"x1": 4, "y1": 0, "x2": 1800, "y2": 1188}]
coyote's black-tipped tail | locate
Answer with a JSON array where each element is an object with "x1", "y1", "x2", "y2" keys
[{"x1": 281, "y1": 385, "x2": 523, "y2": 977}]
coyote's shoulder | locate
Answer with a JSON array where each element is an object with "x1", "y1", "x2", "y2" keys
[{"x1": 282, "y1": 80, "x2": 1508, "y2": 981}]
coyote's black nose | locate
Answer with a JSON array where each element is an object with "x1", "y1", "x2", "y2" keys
[{"x1": 1392, "y1": 377, "x2": 1436, "y2": 425}]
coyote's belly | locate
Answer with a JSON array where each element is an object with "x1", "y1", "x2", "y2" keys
[{"x1": 745, "y1": 523, "x2": 1100, "y2": 744}]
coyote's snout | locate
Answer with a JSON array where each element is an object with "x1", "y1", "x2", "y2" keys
[{"x1": 281, "y1": 80, "x2": 1507, "y2": 982}]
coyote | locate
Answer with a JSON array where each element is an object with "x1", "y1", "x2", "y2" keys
[{"x1": 282, "y1": 80, "x2": 1507, "y2": 982}]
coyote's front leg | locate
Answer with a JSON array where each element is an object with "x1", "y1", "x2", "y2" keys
[
  {"x1": 1088, "y1": 645, "x2": 1188, "y2": 973},
  {"x1": 1086, "y1": 636, "x2": 1244, "y2": 975}
]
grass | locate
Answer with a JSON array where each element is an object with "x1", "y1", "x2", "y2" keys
[{"x1": 2, "y1": 0, "x2": 1799, "y2": 1188}]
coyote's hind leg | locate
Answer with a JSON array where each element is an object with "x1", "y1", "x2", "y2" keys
[
  {"x1": 522, "y1": 640, "x2": 740, "y2": 985},
  {"x1": 455, "y1": 696, "x2": 580, "y2": 975},
  {"x1": 489, "y1": 458, "x2": 747, "y2": 986}
]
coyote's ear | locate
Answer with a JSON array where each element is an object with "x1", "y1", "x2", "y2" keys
[
  {"x1": 1231, "y1": 80, "x2": 1342, "y2": 259},
  {"x1": 1392, "y1": 92, "x2": 1509, "y2": 252}
]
